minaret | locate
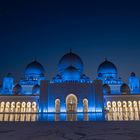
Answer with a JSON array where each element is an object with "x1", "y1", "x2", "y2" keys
[{"x1": 2, "y1": 73, "x2": 14, "y2": 94}]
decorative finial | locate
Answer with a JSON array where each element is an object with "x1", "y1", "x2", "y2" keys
[
  {"x1": 34, "y1": 56, "x2": 37, "y2": 61},
  {"x1": 105, "y1": 57, "x2": 107, "y2": 61},
  {"x1": 131, "y1": 72, "x2": 136, "y2": 77},
  {"x1": 70, "y1": 48, "x2": 72, "y2": 53}
]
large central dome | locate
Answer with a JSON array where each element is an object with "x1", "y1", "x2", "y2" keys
[
  {"x1": 58, "y1": 52, "x2": 84, "y2": 73},
  {"x1": 62, "y1": 66, "x2": 81, "y2": 81}
]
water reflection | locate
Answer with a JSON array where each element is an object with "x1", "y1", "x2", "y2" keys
[
  {"x1": 66, "y1": 114, "x2": 77, "y2": 121},
  {"x1": 0, "y1": 113, "x2": 37, "y2": 122},
  {"x1": 0, "y1": 113, "x2": 104, "y2": 122},
  {"x1": 1, "y1": 112, "x2": 140, "y2": 121},
  {"x1": 105, "y1": 111, "x2": 140, "y2": 121}
]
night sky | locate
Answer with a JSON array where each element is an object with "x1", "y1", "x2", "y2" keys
[{"x1": 0, "y1": 0, "x2": 140, "y2": 82}]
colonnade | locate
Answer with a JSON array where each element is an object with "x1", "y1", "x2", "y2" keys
[
  {"x1": 106, "y1": 101, "x2": 140, "y2": 112},
  {"x1": 106, "y1": 100, "x2": 140, "y2": 121},
  {"x1": 0, "y1": 101, "x2": 38, "y2": 113}
]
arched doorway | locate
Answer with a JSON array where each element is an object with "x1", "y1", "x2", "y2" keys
[
  {"x1": 55, "y1": 99, "x2": 60, "y2": 113},
  {"x1": 120, "y1": 84, "x2": 130, "y2": 95},
  {"x1": 83, "y1": 98, "x2": 88, "y2": 113},
  {"x1": 66, "y1": 94, "x2": 77, "y2": 113}
]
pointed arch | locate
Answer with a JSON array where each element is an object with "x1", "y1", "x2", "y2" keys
[
  {"x1": 55, "y1": 99, "x2": 60, "y2": 113},
  {"x1": 83, "y1": 98, "x2": 88, "y2": 113},
  {"x1": 66, "y1": 94, "x2": 78, "y2": 113}
]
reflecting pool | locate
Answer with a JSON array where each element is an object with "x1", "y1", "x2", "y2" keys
[{"x1": 0, "y1": 112, "x2": 140, "y2": 121}]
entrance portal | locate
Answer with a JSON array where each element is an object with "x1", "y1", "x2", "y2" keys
[{"x1": 66, "y1": 94, "x2": 77, "y2": 113}]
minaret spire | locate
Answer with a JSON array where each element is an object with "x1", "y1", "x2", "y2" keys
[
  {"x1": 105, "y1": 57, "x2": 107, "y2": 61},
  {"x1": 70, "y1": 48, "x2": 72, "y2": 53},
  {"x1": 34, "y1": 56, "x2": 37, "y2": 61}
]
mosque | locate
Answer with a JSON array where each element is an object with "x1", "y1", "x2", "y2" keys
[{"x1": 0, "y1": 51, "x2": 140, "y2": 115}]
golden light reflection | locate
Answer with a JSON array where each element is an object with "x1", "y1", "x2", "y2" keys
[{"x1": 0, "y1": 113, "x2": 37, "y2": 122}]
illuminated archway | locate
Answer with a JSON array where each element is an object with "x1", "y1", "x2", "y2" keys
[
  {"x1": 55, "y1": 99, "x2": 60, "y2": 113},
  {"x1": 26, "y1": 102, "x2": 31, "y2": 113},
  {"x1": 117, "y1": 101, "x2": 122, "y2": 112},
  {"x1": 21, "y1": 102, "x2": 26, "y2": 113},
  {"x1": 112, "y1": 101, "x2": 117, "y2": 112},
  {"x1": 16, "y1": 102, "x2": 21, "y2": 113},
  {"x1": 133, "y1": 101, "x2": 138, "y2": 112},
  {"x1": 0, "y1": 102, "x2": 5, "y2": 113},
  {"x1": 83, "y1": 98, "x2": 88, "y2": 113},
  {"x1": 11, "y1": 102, "x2": 15, "y2": 113},
  {"x1": 106, "y1": 101, "x2": 111, "y2": 112},
  {"x1": 32, "y1": 102, "x2": 37, "y2": 113},
  {"x1": 66, "y1": 94, "x2": 77, "y2": 113},
  {"x1": 5, "y1": 102, "x2": 10, "y2": 112},
  {"x1": 128, "y1": 101, "x2": 133, "y2": 112}
]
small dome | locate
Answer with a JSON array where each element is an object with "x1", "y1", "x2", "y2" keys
[
  {"x1": 62, "y1": 66, "x2": 81, "y2": 81},
  {"x1": 13, "y1": 84, "x2": 22, "y2": 95},
  {"x1": 97, "y1": 59, "x2": 117, "y2": 78},
  {"x1": 80, "y1": 74, "x2": 90, "y2": 80},
  {"x1": 81, "y1": 74, "x2": 87, "y2": 79},
  {"x1": 55, "y1": 74, "x2": 62, "y2": 79},
  {"x1": 52, "y1": 74, "x2": 62, "y2": 82},
  {"x1": 58, "y1": 52, "x2": 84, "y2": 73},
  {"x1": 25, "y1": 60, "x2": 45, "y2": 78},
  {"x1": 32, "y1": 84, "x2": 40, "y2": 95},
  {"x1": 120, "y1": 84, "x2": 130, "y2": 94},
  {"x1": 5, "y1": 73, "x2": 13, "y2": 78},
  {"x1": 131, "y1": 72, "x2": 136, "y2": 77}
]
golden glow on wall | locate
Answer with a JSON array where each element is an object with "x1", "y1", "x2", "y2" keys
[
  {"x1": 0, "y1": 101, "x2": 38, "y2": 113},
  {"x1": 83, "y1": 98, "x2": 88, "y2": 113}
]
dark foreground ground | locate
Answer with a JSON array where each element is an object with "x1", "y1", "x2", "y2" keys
[{"x1": 0, "y1": 121, "x2": 140, "y2": 140}]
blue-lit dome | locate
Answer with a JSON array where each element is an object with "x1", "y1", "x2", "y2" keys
[
  {"x1": 130, "y1": 72, "x2": 136, "y2": 77},
  {"x1": 97, "y1": 59, "x2": 117, "y2": 78},
  {"x1": 80, "y1": 74, "x2": 90, "y2": 80},
  {"x1": 5, "y1": 73, "x2": 13, "y2": 78},
  {"x1": 58, "y1": 52, "x2": 84, "y2": 73},
  {"x1": 25, "y1": 60, "x2": 45, "y2": 78},
  {"x1": 55, "y1": 74, "x2": 62, "y2": 80},
  {"x1": 62, "y1": 66, "x2": 81, "y2": 81}
]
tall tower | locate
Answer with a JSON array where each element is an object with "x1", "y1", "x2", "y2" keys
[
  {"x1": 2, "y1": 73, "x2": 14, "y2": 94},
  {"x1": 129, "y1": 72, "x2": 140, "y2": 93}
]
